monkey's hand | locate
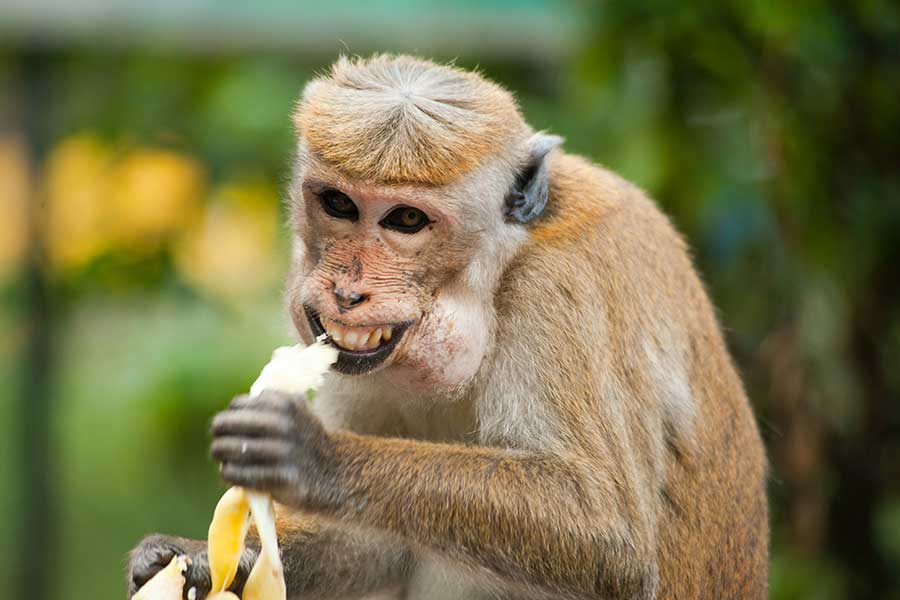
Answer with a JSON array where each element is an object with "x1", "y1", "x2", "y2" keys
[
  {"x1": 210, "y1": 390, "x2": 335, "y2": 509},
  {"x1": 127, "y1": 534, "x2": 256, "y2": 599}
]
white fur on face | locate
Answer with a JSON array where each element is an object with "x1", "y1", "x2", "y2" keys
[{"x1": 385, "y1": 280, "x2": 492, "y2": 395}]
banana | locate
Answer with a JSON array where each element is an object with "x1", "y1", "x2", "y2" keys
[{"x1": 132, "y1": 338, "x2": 336, "y2": 599}]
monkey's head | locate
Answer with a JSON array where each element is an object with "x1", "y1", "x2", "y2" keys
[{"x1": 287, "y1": 55, "x2": 560, "y2": 392}]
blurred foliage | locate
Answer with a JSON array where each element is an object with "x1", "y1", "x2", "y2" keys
[
  {"x1": 0, "y1": 136, "x2": 28, "y2": 278},
  {"x1": 1, "y1": 1, "x2": 899, "y2": 598}
]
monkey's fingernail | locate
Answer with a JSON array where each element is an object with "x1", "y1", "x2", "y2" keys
[
  {"x1": 241, "y1": 442, "x2": 248, "y2": 454},
  {"x1": 187, "y1": 587, "x2": 197, "y2": 600}
]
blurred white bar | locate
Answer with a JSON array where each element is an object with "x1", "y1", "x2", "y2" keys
[{"x1": 0, "y1": 0, "x2": 582, "y2": 60}]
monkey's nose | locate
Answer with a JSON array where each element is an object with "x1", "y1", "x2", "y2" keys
[{"x1": 333, "y1": 287, "x2": 368, "y2": 311}]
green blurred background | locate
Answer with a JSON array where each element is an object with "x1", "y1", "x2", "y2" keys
[{"x1": 1, "y1": 1, "x2": 899, "y2": 598}]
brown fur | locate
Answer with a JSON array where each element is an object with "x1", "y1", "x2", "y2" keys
[{"x1": 509, "y1": 152, "x2": 770, "y2": 597}]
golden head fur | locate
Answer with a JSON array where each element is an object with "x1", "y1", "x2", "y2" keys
[{"x1": 293, "y1": 54, "x2": 530, "y2": 185}]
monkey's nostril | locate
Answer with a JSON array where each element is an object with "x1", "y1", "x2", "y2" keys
[{"x1": 333, "y1": 288, "x2": 368, "y2": 310}]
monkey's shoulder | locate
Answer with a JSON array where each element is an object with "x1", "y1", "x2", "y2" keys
[
  {"x1": 504, "y1": 152, "x2": 692, "y2": 303},
  {"x1": 528, "y1": 151, "x2": 683, "y2": 256}
]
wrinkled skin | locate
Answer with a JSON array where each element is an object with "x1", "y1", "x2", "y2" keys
[{"x1": 287, "y1": 174, "x2": 499, "y2": 393}]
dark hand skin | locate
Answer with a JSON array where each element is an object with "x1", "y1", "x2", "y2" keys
[
  {"x1": 126, "y1": 533, "x2": 257, "y2": 598},
  {"x1": 209, "y1": 391, "x2": 338, "y2": 510}
]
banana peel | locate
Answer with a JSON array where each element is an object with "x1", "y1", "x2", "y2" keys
[{"x1": 208, "y1": 486, "x2": 251, "y2": 593}]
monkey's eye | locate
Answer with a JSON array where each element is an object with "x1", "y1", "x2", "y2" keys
[
  {"x1": 318, "y1": 189, "x2": 358, "y2": 221},
  {"x1": 380, "y1": 206, "x2": 431, "y2": 234}
]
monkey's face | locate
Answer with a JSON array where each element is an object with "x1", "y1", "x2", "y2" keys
[{"x1": 288, "y1": 174, "x2": 496, "y2": 391}]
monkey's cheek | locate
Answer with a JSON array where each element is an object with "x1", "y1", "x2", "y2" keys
[{"x1": 289, "y1": 299, "x2": 321, "y2": 347}]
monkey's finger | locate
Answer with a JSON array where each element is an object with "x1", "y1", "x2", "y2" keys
[
  {"x1": 182, "y1": 563, "x2": 212, "y2": 600},
  {"x1": 211, "y1": 410, "x2": 294, "y2": 439},
  {"x1": 219, "y1": 463, "x2": 293, "y2": 491},
  {"x1": 211, "y1": 438, "x2": 293, "y2": 465},
  {"x1": 229, "y1": 391, "x2": 301, "y2": 413},
  {"x1": 128, "y1": 535, "x2": 183, "y2": 593},
  {"x1": 227, "y1": 393, "x2": 253, "y2": 410}
]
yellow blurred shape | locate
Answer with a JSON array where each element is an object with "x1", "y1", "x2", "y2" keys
[
  {"x1": 43, "y1": 134, "x2": 206, "y2": 273},
  {"x1": 110, "y1": 149, "x2": 205, "y2": 250},
  {"x1": 131, "y1": 555, "x2": 188, "y2": 600},
  {"x1": 43, "y1": 134, "x2": 113, "y2": 272},
  {"x1": 0, "y1": 135, "x2": 29, "y2": 277},
  {"x1": 208, "y1": 486, "x2": 251, "y2": 594},
  {"x1": 175, "y1": 181, "x2": 280, "y2": 298}
]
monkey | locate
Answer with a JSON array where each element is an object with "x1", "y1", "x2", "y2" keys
[{"x1": 128, "y1": 54, "x2": 768, "y2": 599}]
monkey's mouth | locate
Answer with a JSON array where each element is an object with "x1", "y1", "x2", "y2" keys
[{"x1": 304, "y1": 306, "x2": 411, "y2": 375}]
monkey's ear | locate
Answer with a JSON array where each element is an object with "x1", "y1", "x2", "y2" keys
[{"x1": 505, "y1": 133, "x2": 563, "y2": 225}]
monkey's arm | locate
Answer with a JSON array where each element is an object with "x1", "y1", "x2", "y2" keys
[{"x1": 212, "y1": 392, "x2": 658, "y2": 600}]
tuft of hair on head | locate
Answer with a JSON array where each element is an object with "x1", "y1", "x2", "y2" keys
[{"x1": 293, "y1": 54, "x2": 531, "y2": 186}]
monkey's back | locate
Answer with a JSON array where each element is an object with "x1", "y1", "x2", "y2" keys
[{"x1": 492, "y1": 152, "x2": 769, "y2": 599}]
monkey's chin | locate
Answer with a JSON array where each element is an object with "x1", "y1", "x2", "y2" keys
[{"x1": 304, "y1": 305, "x2": 412, "y2": 375}]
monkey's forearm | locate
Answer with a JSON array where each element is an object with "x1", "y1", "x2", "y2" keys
[
  {"x1": 267, "y1": 512, "x2": 413, "y2": 599},
  {"x1": 311, "y1": 433, "x2": 656, "y2": 599}
]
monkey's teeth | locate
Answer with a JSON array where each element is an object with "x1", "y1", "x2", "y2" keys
[
  {"x1": 320, "y1": 319, "x2": 394, "y2": 352},
  {"x1": 369, "y1": 328, "x2": 382, "y2": 349}
]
